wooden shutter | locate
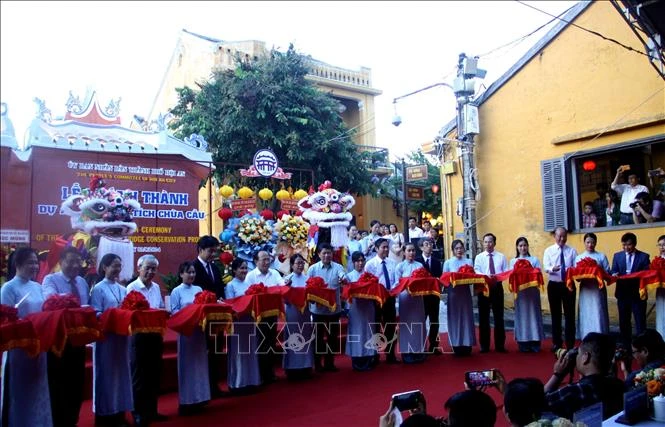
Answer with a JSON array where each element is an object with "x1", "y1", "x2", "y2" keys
[{"x1": 541, "y1": 158, "x2": 568, "y2": 231}]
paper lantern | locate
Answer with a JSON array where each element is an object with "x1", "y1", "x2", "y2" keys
[
  {"x1": 431, "y1": 184, "x2": 440, "y2": 194},
  {"x1": 217, "y1": 207, "x2": 233, "y2": 221},
  {"x1": 238, "y1": 187, "x2": 253, "y2": 199},
  {"x1": 219, "y1": 185, "x2": 234, "y2": 198},
  {"x1": 219, "y1": 251, "x2": 234, "y2": 265},
  {"x1": 260, "y1": 209, "x2": 274, "y2": 220},
  {"x1": 582, "y1": 160, "x2": 596, "y2": 171},
  {"x1": 293, "y1": 189, "x2": 308, "y2": 200},
  {"x1": 276, "y1": 189, "x2": 290, "y2": 201},
  {"x1": 258, "y1": 188, "x2": 273, "y2": 201}
]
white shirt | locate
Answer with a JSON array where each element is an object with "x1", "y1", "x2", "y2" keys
[
  {"x1": 611, "y1": 183, "x2": 649, "y2": 214},
  {"x1": 364, "y1": 256, "x2": 397, "y2": 289},
  {"x1": 542, "y1": 244, "x2": 578, "y2": 282},
  {"x1": 245, "y1": 267, "x2": 285, "y2": 287},
  {"x1": 408, "y1": 227, "x2": 424, "y2": 240},
  {"x1": 474, "y1": 251, "x2": 508, "y2": 276},
  {"x1": 127, "y1": 278, "x2": 165, "y2": 309}
]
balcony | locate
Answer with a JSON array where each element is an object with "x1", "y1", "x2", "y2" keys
[
  {"x1": 357, "y1": 145, "x2": 393, "y2": 177},
  {"x1": 306, "y1": 59, "x2": 382, "y2": 95}
]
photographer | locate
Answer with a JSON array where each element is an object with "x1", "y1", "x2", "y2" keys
[
  {"x1": 619, "y1": 329, "x2": 665, "y2": 389},
  {"x1": 544, "y1": 332, "x2": 624, "y2": 420},
  {"x1": 378, "y1": 391, "x2": 441, "y2": 427},
  {"x1": 630, "y1": 191, "x2": 658, "y2": 224}
]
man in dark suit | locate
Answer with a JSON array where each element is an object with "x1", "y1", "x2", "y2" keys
[
  {"x1": 611, "y1": 232, "x2": 650, "y2": 347},
  {"x1": 416, "y1": 238, "x2": 444, "y2": 354},
  {"x1": 193, "y1": 235, "x2": 226, "y2": 398}
]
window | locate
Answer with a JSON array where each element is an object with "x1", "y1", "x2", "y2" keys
[{"x1": 541, "y1": 137, "x2": 665, "y2": 232}]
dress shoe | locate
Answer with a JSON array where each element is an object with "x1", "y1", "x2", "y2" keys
[
  {"x1": 480, "y1": 348, "x2": 490, "y2": 354},
  {"x1": 496, "y1": 348, "x2": 508, "y2": 353},
  {"x1": 152, "y1": 413, "x2": 169, "y2": 422},
  {"x1": 323, "y1": 365, "x2": 339, "y2": 372}
]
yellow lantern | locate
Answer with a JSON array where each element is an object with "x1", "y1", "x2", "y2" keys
[
  {"x1": 238, "y1": 186, "x2": 253, "y2": 200},
  {"x1": 276, "y1": 189, "x2": 290, "y2": 201},
  {"x1": 258, "y1": 188, "x2": 273, "y2": 201},
  {"x1": 293, "y1": 189, "x2": 308, "y2": 200},
  {"x1": 219, "y1": 185, "x2": 234, "y2": 198}
]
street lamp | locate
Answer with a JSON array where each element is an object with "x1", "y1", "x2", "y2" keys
[{"x1": 391, "y1": 53, "x2": 485, "y2": 259}]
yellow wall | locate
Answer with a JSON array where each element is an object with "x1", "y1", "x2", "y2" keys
[{"x1": 438, "y1": 2, "x2": 665, "y2": 323}]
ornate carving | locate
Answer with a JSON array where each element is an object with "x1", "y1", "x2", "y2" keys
[
  {"x1": 65, "y1": 91, "x2": 83, "y2": 114},
  {"x1": 104, "y1": 97, "x2": 121, "y2": 118},
  {"x1": 184, "y1": 133, "x2": 208, "y2": 151},
  {"x1": 33, "y1": 97, "x2": 52, "y2": 122}
]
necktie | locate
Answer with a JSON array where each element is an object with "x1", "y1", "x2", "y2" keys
[
  {"x1": 560, "y1": 249, "x2": 566, "y2": 281},
  {"x1": 69, "y1": 278, "x2": 81, "y2": 303},
  {"x1": 488, "y1": 253, "x2": 496, "y2": 275},
  {"x1": 426, "y1": 258, "x2": 431, "y2": 270},
  {"x1": 627, "y1": 253, "x2": 633, "y2": 273},
  {"x1": 206, "y1": 263, "x2": 214, "y2": 281},
  {"x1": 382, "y1": 260, "x2": 391, "y2": 290}
]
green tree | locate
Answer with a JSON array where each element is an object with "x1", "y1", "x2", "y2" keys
[
  {"x1": 169, "y1": 44, "x2": 378, "y2": 195},
  {"x1": 380, "y1": 150, "x2": 442, "y2": 217}
]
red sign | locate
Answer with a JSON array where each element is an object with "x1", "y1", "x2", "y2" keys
[
  {"x1": 406, "y1": 185, "x2": 425, "y2": 200},
  {"x1": 0, "y1": 146, "x2": 210, "y2": 281},
  {"x1": 231, "y1": 197, "x2": 258, "y2": 211},
  {"x1": 280, "y1": 198, "x2": 300, "y2": 211}
]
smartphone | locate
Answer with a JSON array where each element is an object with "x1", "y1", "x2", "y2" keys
[
  {"x1": 620, "y1": 164, "x2": 631, "y2": 172},
  {"x1": 391, "y1": 390, "x2": 424, "y2": 412},
  {"x1": 464, "y1": 369, "x2": 497, "y2": 388}
]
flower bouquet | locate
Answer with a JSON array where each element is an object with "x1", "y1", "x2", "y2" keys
[
  {"x1": 633, "y1": 365, "x2": 665, "y2": 397},
  {"x1": 120, "y1": 291, "x2": 150, "y2": 311},
  {"x1": 223, "y1": 214, "x2": 277, "y2": 265},
  {"x1": 43, "y1": 294, "x2": 81, "y2": 311},
  {"x1": 274, "y1": 214, "x2": 310, "y2": 249},
  {"x1": 194, "y1": 290, "x2": 218, "y2": 304}
]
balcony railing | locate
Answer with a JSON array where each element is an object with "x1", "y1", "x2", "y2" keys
[{"x1": 307, "y1": 59, "x2": 373, "y2": 88}]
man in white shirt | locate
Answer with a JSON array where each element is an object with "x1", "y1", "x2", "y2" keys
[
  {"x1": 126, "y1": 255, "x2": 167, "y2": 425},
  {"x1": 474, "y1": 233, "x2": 508, "y2": 353},
  {"x1": 407, "y1": 217, "x2": 424, "y2": 241},
  {"x1": 308, "y1": 243, "x2": 346, "y2": 372},
  {"x1": 611, "y1": 166, "x2": 649, "y2": 225},
  {"x1": 246, "y1": 250, "x2": 284, "y2": 383},
  {"x1": 364, "y1": 238, "x2": 399, "y2": 363},
  {"x1": 542, "y1": 227, "x2": 578, "y2": 352},
  {"x1": 42, "y1": 247, "x2": 90, "y2": 427}
]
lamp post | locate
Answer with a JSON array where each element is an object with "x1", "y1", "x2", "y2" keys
[
  {"x1": 392, "y1": 52, "x2": 485, "y2": 259},
  {"x1": 401, "y1": 158, "x2": 409, "y2": 241}
]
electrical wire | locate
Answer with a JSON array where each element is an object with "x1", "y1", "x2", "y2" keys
[{"x1": 515, "y1": 0, "x2": 652, "y2": 59}]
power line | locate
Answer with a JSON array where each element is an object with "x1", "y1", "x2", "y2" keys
[{"x1": 515, "y1": 0, "x2": 651, "y2": 59}]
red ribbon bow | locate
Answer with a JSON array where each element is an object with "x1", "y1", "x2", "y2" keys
[
  {"x1": 194, "y1": 290, "x2": 218, "y2": 304},
  {"x1": 120, "y1": 291, "x2": 150, "y2": 311}
]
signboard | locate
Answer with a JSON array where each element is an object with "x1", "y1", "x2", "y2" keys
[
  {"x1": 231, "y1": 197, "x2": 258, "y2": 211},
  {"x1": 280, "y1": 198, "x2": 300, "y2": 211},
  {"x1": 406, "y1": 185, "x2": 425, "y2": 200},
  {"x1": 406, "y1": 164, "x2": 428, "y2": 182},
  {"x1": 239, "y1": 148, "x2": 293, "y2": 179},
  {"x1": 0, "y1": 146, "x2": 210, "y2": 279},
  {"x1": 0, "y1": 229, "x2": 30, "y2": 243}
]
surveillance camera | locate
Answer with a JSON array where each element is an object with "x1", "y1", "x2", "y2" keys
[{"x1": 392, "y1": 115, "x2": 402, "y2": 127}]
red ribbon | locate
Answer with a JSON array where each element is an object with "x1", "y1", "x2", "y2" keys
[
  {"x1": 0, "y1": 319, "x2": 40, "y2": 357},
  {"x1": 27, "y1": 307, "x2": 101, "y2": 356},
  {"x1": 390, "y1": 276, "x2": 441, "y2": 297},
  {"x1": 99, "y1": 308, "x2": 168, "y2": 336},
  {"x1": 440, "y1": 265, "x2": 490, "y2": 297},
  {"x1": 166, "y1": 303, "x2": 234, "y2": 336}
]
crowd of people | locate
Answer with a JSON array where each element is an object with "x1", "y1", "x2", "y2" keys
[{"x1": 1, "y1": 223, "x2": 664, "y2": 427}]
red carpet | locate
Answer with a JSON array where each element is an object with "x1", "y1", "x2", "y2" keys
[{"x1": 77, "y1": 330, "x2": 564, "y2": 427}]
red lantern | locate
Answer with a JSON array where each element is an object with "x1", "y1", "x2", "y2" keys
[
  {"x1": 276, "y1": 210, "x2": 289, "y2": 220},
  {"x1": 260, "y1": 209, "x2": 274, "y2": 220},
  {"x1": 431, "y1": 184, "x2": 440, "y2": 194},
  {"x1": 217, "y1": 207, "x2": 233, "y2": 221},
  {"x1": 219, "y1": 252, "x2": 234, "y2": 265},
  {"x1": 582, "y1": 160, "x2": 596, "y2": 171}
]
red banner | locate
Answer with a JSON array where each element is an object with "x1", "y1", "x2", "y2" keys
[
  {"x1": 231, "y1": 197, "x2": 258, "y2": 211},
  {"x1": 280, "y1": 199, "x2": 300, "y2": 211},
  {"x1": 1, "y1": 146, "x2": 210, "y2": 282}
]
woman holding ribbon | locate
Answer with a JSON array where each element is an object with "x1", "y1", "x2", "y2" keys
[
  {"x1": 90, "y1": 253, "x2": 133, "y2": 426},
  {"x1": 344, "y1": 251, "x2": 378, "y2": 371},
  {"x1": 170, "y1": 261, "x2": 210, "y2": 415},
  {"x1": 574, "y1": 232, "x2": 611, "y2": 338},
  {"x1": 394, "y1": 243, "x2": 426, "y2": 364},
  {"x1": 442, "y1": 239, "x2": 476, "y2": 356},
  {"x1": 509, "y1": 237, "x2": 544, "y2": 353},
  {"x1": 1, "y1": 247, "x2": 52, "y2": 427},
  {"x1": 282, "y1": 253, "x2": 315, "y2": 380}
]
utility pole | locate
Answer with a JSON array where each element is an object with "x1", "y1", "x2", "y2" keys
[
  {"x1": 453, "y1": 53, "x2": 485, "y2": 260},
  {"x1": 401, "y1": 158, "x2": 409, "y2": 240}
]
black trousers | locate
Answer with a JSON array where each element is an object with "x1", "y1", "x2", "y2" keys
[
  {"x1": 312, "y1": 313, "x2": 341, "y2": 367},
  {"x1": 205, "y1": 329, "x2": 224, "y2": 393},
  {"x1": 130, "y1": 333, "x2": 164, "y2": 418},
  {"x1": 616, "y1": 280, "x2": 647, "y2": 347},
  {"x1": 547, "y1": 280, "x2": 576, "y2": 349},
  {"x1": 257, "y1": 316, "x2": 279, "y2": 382},
  {"x1": 478, "y1": 281, "x2": 505, "y2": 351},
  {"x1": 377, "y1": 296, "x2": 397, "y2": 357},
  {"x1": 423, "y1": 295, "x2": 440, "y2": 351},
  {"x1": 47, "y1": 343, "x2": 86, "y2": 427}
]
